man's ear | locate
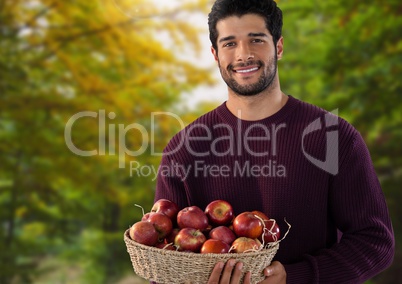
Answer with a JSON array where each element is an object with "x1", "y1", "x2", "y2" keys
[
  {"x1": 277, "y1": 36, "x2": 284, "y2": 60},
  {"x1": 211, "y1": 46, "x2": 219, "y2": 62}
]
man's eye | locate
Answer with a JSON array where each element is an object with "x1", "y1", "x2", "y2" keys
[
  {"x1": 223, "y1": 42, "x2": 235, "y2": 47},
  {"x1": 252, "y1": 39, "x2": 264, "y2": 43}
]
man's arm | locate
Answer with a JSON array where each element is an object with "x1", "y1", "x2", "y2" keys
[
  {"x1": 284, "y1": 131, "x2": 394, "y2": 283},
  {"x1": 154, "y1": 154, "x2": 189, "y2": 209}
]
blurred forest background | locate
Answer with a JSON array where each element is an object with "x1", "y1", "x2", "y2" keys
[{"x1": 0, "y1": 0, "x2": 401, "y2": 283}]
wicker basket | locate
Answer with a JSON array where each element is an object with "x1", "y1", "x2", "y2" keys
[{"x1": 124, "y1": 229, "x2": 279, "y2": 284}]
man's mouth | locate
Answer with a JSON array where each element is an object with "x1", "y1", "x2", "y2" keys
[
  {"x1": 230, "y1": 61, "x2": 262, "y2": 75},
  {"x1": 234, "y1": 67, "x2": 259, "y2": 74}
]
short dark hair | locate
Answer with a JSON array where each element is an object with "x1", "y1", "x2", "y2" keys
[{"x1": 208, "y1": 0, "x2": 283, "y2": 51}]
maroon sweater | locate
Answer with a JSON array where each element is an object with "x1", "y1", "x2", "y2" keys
[{"x1": 155, "y1": 95, "x2": 394, "y2": 283}]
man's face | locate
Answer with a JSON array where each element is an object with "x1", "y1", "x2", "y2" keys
[{"x1": 211, "y1": 14, "x2": 283, "y2": 97}]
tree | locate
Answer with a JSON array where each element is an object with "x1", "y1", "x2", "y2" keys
[{"x1": 0, "y1": 0, "x2": 214, "y2": 283}]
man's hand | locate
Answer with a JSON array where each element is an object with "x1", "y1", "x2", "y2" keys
[
  {"x1": 207, "y1": 260, "x2": 286, "y2": 284},
  {"x1": 258, "y1": 261, "x2": 286, "y2": 284},
  {"x1": 207, "y1": 259, "x2": 251, "y2": 284}
]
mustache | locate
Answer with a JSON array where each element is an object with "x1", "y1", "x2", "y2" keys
[{"x1": 227, "y1": 60, "x2": 264, "y2": 71}]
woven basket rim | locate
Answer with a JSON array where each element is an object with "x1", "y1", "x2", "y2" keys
[{"x1": 124, "y1": 228, "x2": 279, "y2": 257}]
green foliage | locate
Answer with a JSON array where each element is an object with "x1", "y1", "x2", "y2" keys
[{"x1": 0, "y1": 0, "x2": 213, "y2": 283}]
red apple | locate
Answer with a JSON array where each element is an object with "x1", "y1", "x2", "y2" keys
[
  {"x1": 165, "y1": 227, "x2": 180, "y2": 244},
  {"x1": 141, "y1": 212, "x2": 151, "y2": 221},
  {"x1": 201, "y1": 239, "x2": 231, "y2": 254},
  {"x1": 129, "y1": 221, "x2": 158, "y2": 246},
  {"x1": 205, "y1": 200, "x2": 234, "y2": 226},
  {"x1": 260, "y1": 219, "x2": 281, "y2": 243},
  {"x1": 233, "y1": 212, "x2": 264, "y2": 239},
  {"x1": 154, "y1": 242, "x2": 176, "y2": 250},
  {"x1": 251, "y1": 210, "x2": 270, "y2": 222},
  {"x1": 146, "y1": 212, "x2": 173, "y2": 239},
  {"x1": 231, "y1": 237, "x2": 262, "y2": 253},
  {"x1": 177, "y1": 206, "x2": 209, "y2": 231},
  {"x1": 174, "y1": 228, "x2": 206, "y2": 252},
  {"x1": 151, "y1": 199, "x2": 179, "y2": 221},
  {"x1": 209, "y1": 226, "x2": 236, "y2": 246}
]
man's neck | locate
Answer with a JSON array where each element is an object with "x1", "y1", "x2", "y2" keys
[{"x1": 226, "y1": 87, "x2": 288, "y2": 121}]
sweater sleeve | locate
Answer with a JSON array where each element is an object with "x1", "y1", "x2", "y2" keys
[
  {"x1": 284, "y1": 131, "x2": 395, "y2": 283},
  {"x1": 154, "y1": 153, "x2": 190, "y2": 209}
]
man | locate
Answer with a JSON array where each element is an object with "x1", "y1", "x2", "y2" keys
[{"x1": 154, "y1": 0, "x2": 394, "y2": 283}]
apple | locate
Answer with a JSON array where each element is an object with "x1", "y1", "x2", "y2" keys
[
  {"x1": 165, "y1": 227, "x2": 180, "y2": 244},
  {"x1": 209, "y1": 226, "x2": 236, "y2": 246},
  {"x1": 205, "y1": 200, "x2": 234, "y2": 226},
  {"x1": 174, "y1": 228, "x2": 206, "y2": 252},
  {"x1": 200, "y1": 239, "x2": 231, "y2": 254},
  {"x1": 141, "y1": 212, "x2": 151, "y2": 221},
  {"x1": 233, "y1": 211, "x2": 264, "y2": 239},
  {"x1": 251, "y1": 210, "x2": 270, "y2": 222},
  {"x1": 177, "y1": 206, "x2": 209, "y2": 231},
  {"x1": 231, "y1": 237, "x2": 262, "y2": 253},
  {"x1": 146, "y1": 212, "x2": 173, "y2": 239},
  {"x1": 151, "y1": 199, "x2": 179, "y2": 221},
  {"x1": 260, "y1": 219, "x2": 281, "y2": 243},
  {"x1": 129, "y1": 221, "x2": 158, "y2": 246},
  {"x1": 154, "y1": 242, "x2": 176, "y2": 250}
]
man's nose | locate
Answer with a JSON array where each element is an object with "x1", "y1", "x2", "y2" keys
[{"x1": 236, "y1": 43, "x2": 254, "y2": 61}]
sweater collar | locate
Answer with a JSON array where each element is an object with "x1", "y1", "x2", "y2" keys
[{"x1": 216, "y1": 95, "x2": 300, "y2": 132}]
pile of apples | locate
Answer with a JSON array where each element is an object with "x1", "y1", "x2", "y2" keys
[{"x1": 129, "y1": 199, "x2": 280, "y2": 254}]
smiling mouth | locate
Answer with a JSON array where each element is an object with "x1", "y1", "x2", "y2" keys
[{"x1": 234, "y1": 67, "x2": 259, "y2": 73}]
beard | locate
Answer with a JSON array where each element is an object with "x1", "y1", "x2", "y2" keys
[{"x1": 218, "y1": 54, "x2": 278, "y2": 97}]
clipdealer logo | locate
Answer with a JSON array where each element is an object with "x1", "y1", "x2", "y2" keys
[
  {"x1": 302, "y1": 109, "x2": 339, "y2": 175},
  {"x1": 64, "y1": 109, "x2": 340, "y2": 177}
]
